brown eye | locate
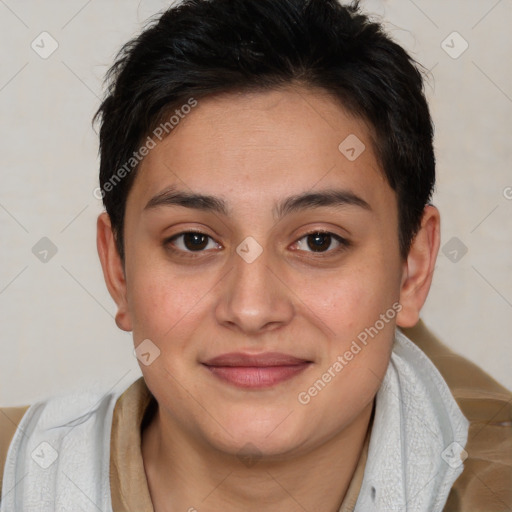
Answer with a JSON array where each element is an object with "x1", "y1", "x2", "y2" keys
[
  {"x1": 182, "y1": 232, "x2": 209, "y2": 251},
  {"x1": 295, "y1": 231, "x2": 350, "y2": 254},
  {"x1": 307, "y1": 233, "x2": 331, "y2": 252},
  {"x1": 165, "y1": 232, "x2": 219, "y2": 253}
]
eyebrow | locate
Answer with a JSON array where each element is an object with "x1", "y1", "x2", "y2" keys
[{"x1": 143, "y1": 185, "x2": 372, "y2": 219}]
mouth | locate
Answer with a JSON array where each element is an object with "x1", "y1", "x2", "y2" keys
[{"x1": 201, "y1": 352, "x2": 313, "y2": 389}]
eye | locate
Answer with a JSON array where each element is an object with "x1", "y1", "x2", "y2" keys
[
  {"x1": 164, "y1": 230, "x2": 350, "y2": 257},
  {"x1": 293, "y1": 231, "x2": 350, "y2": 254},
  {"x1": 165, "y1": 231, "x2": 220, "y2": 253}
]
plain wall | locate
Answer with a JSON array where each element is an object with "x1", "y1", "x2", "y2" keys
[{"x1": 1, "y1": 0, "x2": 511, "y2": 406}]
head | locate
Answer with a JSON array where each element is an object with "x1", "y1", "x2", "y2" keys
[{"x1": 95, "y1": 0, "x2": 440, "y2": 459}]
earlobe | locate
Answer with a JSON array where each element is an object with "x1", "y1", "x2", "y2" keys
[
  {"x1": 96, "y1": 212, "x2": 133, "y2": 332},
  {"x1": 396, "y1": 205, "x2": 440, "y2": 328}
]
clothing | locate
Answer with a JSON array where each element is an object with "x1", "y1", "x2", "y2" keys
[
  {"x1": 0, "y1": 319, "x2": 511, "y2": 510},
  {"x1": 404, "y1": 320, "x2": 512, "y2": 510},
  {"x1": 0, "y1": 390, "x2": 117, "y2": 511},
  {"x1": 355, "y1": 328, "x2": 468, "y2": 511}
]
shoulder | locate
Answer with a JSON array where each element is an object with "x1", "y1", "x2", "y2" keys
[
  {"x1": 0, "y1": 387, "x2": 124, "y2": 509},
  {"x1": 0, "y1": 405, "x2": 30, "y2": 498},
  {"x1": 402, "y1": 319, "x2": 512, "y2": 512}
]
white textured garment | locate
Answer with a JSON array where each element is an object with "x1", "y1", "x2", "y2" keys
[
  {"x1": 0, "y1": 388, "x2": 119, "y2": 511},
  {"x1": 1, "y1": 328, "x2": 469, "y2": 512},
  {"x1": 352, "y1": 328, "x2": 469, "y2": 512}
]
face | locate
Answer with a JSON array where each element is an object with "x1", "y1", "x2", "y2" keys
[{"x1": 116, "y1": 86, "x2": 407, "y2": 457}]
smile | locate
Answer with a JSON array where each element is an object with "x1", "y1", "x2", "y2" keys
[{"x1": 202, "y1": 352, "x2": 312, "y2": 389}]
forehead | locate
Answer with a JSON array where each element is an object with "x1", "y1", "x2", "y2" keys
[{"x1": 127, "y1": 85, "x2": 392, "y2": 214}]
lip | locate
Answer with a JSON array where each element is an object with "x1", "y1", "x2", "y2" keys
[{"x1": 202, "y1": 352, "x2": 312, "y2": 389}]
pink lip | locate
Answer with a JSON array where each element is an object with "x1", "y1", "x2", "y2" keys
[{"x1": 202, "y1": 352, "x2": 312, "y2": 389}]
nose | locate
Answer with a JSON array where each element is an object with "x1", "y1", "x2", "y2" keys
[{"x1": 215, "y1": 239, "x2": 295, "y2": 336}]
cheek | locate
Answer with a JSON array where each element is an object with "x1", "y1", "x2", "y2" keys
[
  {"x1": 126, "y1": 261, "x2": 218, "y2": 351},
  {"x1": 311, "y1": 259, "x2": 400, "y2": 336},
  {"x1": 300, "y1": 276, "x2": 398, "y2": 422}
]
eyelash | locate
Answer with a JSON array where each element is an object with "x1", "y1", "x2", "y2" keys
[{"x1": 163, "y1": 230, "x2": 351, "y2": 258}]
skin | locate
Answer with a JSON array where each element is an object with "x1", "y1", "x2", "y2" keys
[{"x1": 97, "y1": 84, "x2": 440, "y2": 511}]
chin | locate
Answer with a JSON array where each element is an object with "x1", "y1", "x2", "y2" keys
[
  {"x1": 216, "y1": 432, "x2": 303, "y2": 462},
  {"x1": 202, "y1": 408, "x2": 309, "y2": 459}
]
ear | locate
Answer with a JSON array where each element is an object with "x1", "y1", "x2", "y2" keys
[
  {"x1": 96, "y1": 212, "x2": 133, "y2": 332},
  {"x1": 396, "y1": 205, "x2": 440, "y2": 328}
]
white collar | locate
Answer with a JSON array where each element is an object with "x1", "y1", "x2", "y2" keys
[{"x1": 353, "y1": 327, "x2": 469, "y2": 511}]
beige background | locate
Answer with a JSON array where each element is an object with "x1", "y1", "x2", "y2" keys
[{"x1": 0, "y1": 0, "x2": 511, "y2": 406}]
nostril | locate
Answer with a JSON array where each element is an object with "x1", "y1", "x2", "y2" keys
[{"x1": 371, "y1": 486, "x2": 376, "y2": 502}]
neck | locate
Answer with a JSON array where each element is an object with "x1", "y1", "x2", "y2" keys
[{"x1": 141, "y1": 400, "x2": 374, "y2": 512}]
